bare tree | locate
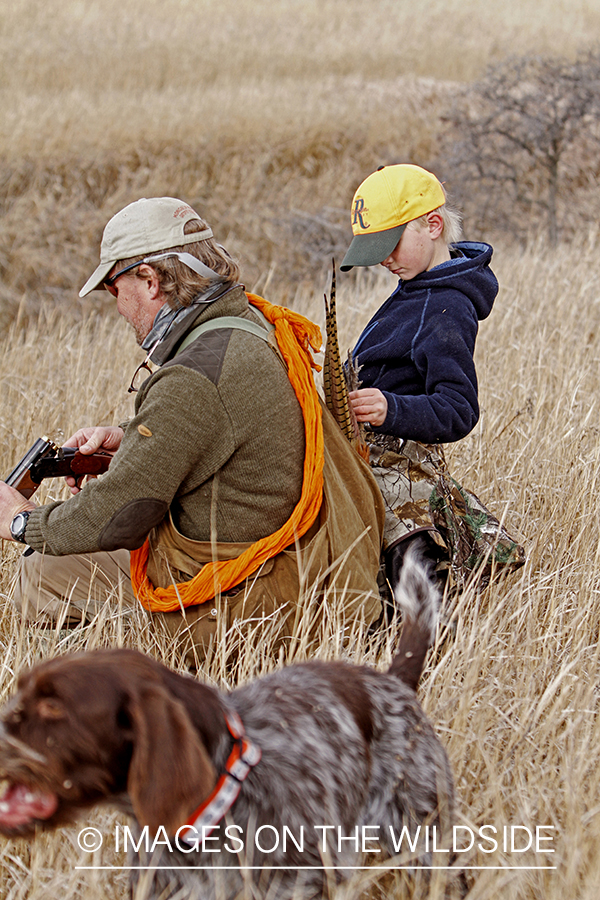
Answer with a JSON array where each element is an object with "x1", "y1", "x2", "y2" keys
[{"x1": 441, "y1": 53, "x2": 600, "y2": 245}]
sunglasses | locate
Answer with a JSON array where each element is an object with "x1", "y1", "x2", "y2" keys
[
  {"x1": 104, "y1": 251, "x2": 226, "y2": 296},
  {"x1": 104, "y1": 260, "x2": 143, "y2": 295}
]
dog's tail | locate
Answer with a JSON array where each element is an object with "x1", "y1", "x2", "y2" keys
[{"x1": 387, "y1": 541, "x2": 440, "y2": 691}]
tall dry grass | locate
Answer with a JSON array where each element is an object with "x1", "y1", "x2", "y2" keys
[
  {"x1": 2, "y1": 0, "x2": 600, "y2": 328},
  {"x1": 2, "y1": 236, "x2": 600, "y2": 898},
  {"x1": 2, "y1": 1, "x2": 600, "y2": 897},
  {"x1": 2, "y1": 0, "x2": 598, "y2": 154}
]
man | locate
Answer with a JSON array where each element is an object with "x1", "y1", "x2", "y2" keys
[{"x1": 0, "y1": 198, "x2": 383, "y2": 660}]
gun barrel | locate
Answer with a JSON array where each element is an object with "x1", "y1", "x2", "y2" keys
[
  {"x1": 5, "y1": 438, "x2": 113, "y2": 499},
  {"x1": 4, "y1": 438, "x2": 59, "y2": 497}
]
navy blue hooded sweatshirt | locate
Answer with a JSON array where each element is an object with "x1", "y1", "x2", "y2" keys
[{"x1": 352, "y1": 241, "x2": 498, "y2": 444}]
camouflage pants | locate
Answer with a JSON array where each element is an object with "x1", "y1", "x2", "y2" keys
[{"x1": 367, "y1": 432, "x2": 525, "y2": 584}]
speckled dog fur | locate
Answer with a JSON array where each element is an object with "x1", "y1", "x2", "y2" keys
[{"x1": 0, "y1": 546, "x2": 453, "y2": 899}]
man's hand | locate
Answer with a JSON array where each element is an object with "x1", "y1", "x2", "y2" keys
[
  {"x1": 63, "y1": 426, "x2": 123, "y2": 494},
  {"x1": 349, "y1": 388, "x2": 388, "y2": 427},
  {"x1": 0, "y1": 482, "x2": 36, "y2": 541}
]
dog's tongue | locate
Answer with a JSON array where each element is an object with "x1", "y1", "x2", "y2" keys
[{"x1": 0, "y1": 782, "x2": 58, "y2": 827}]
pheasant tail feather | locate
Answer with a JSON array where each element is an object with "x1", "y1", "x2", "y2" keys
[{"x1": 323, "y1": 260, "x2": 370, "y2": 463}]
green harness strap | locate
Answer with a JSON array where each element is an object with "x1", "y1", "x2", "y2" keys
[
  {"x1": 174, "y1": 311, "x2": 287, "y2": 372},
  {"x1": 176, "y1": 312, "x2": 275, "y2": 356}
]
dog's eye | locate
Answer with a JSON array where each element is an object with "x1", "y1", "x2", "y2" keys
[{"x1": 36, "y1": 698, "x2": 66, "y2": 721}]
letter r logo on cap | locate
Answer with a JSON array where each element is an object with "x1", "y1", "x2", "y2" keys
[{"x1": 352, "y1": 198, "x2": 370, "y2": 230}]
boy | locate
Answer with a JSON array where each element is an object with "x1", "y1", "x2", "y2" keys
[{"x1": 340, "y1": 164, "x2": 524, "y2": 589}]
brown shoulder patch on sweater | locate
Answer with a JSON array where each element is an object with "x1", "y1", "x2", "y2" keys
[{"x1": 166, "y1": 329, "x2": 232, "y2": 385}]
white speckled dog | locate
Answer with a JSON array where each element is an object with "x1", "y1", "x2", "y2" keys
[{"x1": 0, "y1": 546, "x2": 453, "y2": 899}]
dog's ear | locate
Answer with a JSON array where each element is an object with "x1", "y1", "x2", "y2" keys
[{"x1": 124, "y1": 681, "x2": 217, "y2": 836}]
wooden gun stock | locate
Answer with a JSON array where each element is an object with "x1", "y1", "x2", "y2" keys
[{"x1": 4, "y1": 437, "x2": 113, "y2": 499}]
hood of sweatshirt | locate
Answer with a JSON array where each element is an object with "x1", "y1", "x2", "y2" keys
[{"x1": 394, "y1": 240, "x2": 498, "y2": 321}]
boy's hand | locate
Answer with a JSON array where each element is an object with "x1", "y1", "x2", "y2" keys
[{"x1": 349, "y1": 389, "x2": 388, "y2": 427}]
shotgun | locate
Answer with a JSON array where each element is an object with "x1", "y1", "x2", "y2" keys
[{"x1": 4, "y1": 437, "x2": 113, "y2": 499}]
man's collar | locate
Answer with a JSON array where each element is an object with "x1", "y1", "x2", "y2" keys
[
  {"x1": 141, "y1": 282, "x2": 235, "y2": 353},
  {"x1": 148, "y1": 283, "x2": 249, "y2": 366}
]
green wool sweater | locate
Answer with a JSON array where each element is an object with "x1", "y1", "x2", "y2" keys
[{"x1": 25, "y1": 286, "x2": 306, "y2": 555}]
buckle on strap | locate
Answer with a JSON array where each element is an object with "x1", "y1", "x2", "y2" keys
[{"x1": 178, "y1": 709, "x2": 261, "y2": 845}]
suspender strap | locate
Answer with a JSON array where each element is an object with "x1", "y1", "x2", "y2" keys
[{"x1": 176, "y1": 313, "x2": 276, "y2": 356}]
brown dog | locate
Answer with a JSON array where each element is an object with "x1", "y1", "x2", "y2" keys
[{"x1": 0, "y1": 546, "x2": 454, "y2": 899}]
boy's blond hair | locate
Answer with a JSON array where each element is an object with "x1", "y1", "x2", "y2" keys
[{"x1": 411, "y1": 203, "x2": 463, "y2": 245}]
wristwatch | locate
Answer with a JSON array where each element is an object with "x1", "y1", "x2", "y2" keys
[{"x1": 10, "y1": 510, "x2": 32, "y2": 543}]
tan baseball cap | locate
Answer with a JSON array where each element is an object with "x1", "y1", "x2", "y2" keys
[
  {"x1": 340, "y1": 165, "x2": 446, "y2": 271},
  {"x1": 79, "y1": 197, "x2": 214, "y2": 297}
]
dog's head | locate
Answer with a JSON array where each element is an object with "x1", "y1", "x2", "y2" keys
[{"x1": 0, "y1": 648, "x2": 217, "y2": 836}]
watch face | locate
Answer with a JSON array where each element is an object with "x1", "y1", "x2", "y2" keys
[{"x1": 10, "y1": 512, "x2": 30, "y2": 542}]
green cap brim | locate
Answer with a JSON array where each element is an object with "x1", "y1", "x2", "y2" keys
[{"x1": 340, "y1": 223, "x2": 407, "y2": 271}]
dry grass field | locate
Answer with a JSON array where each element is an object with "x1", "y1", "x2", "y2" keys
[
  {"x1": 2, "y1": 241, "x2": 600, "y2": 900},
  {"x1": 2, "y1": 0, "x2": 600, "y2": 326},
  {"x1": 2, "y1": 0, "x2": 600, "y2": 898}
]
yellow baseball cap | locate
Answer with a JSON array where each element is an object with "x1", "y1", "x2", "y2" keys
[{"x1": 340, "y1": 164, "x2": 446, "y2": 271}]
